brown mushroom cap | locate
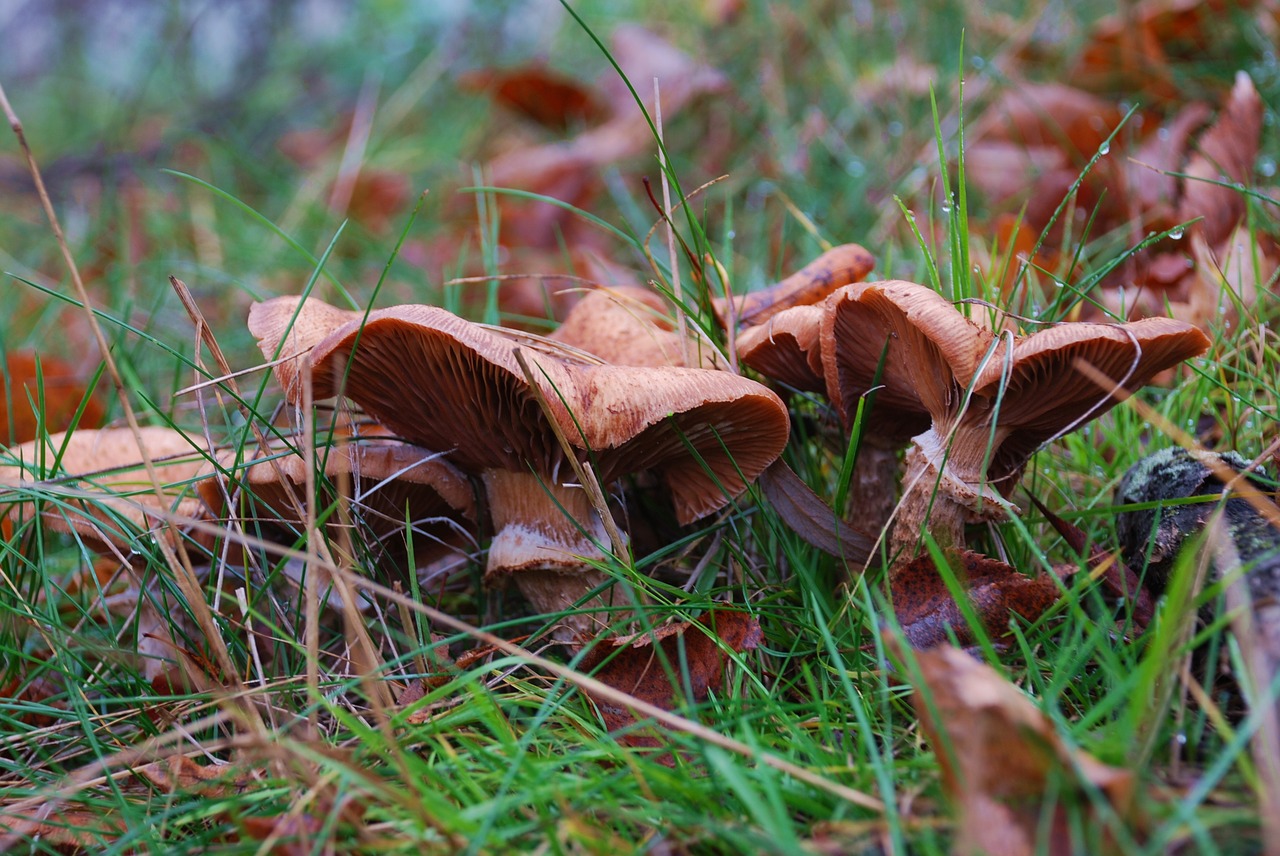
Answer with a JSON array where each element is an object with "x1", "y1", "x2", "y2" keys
[
  {"x1": 305, "y1": 302, "x2": 789, "y2": 524},
  {"x1": 822, "y1": 281, "x2": 993, "y2": 443},
  {"x1": 550, "y1": 286, "x2": 724, "y2": 370},
  {"x1": 970, "y1": 317, "x2": 1212, "y2": 489},
  {"x1": 717, "y1": 243, "x2": 876, "y2": 328},
  {"x1": 201, "y1": 434, "x2": 476, "y2": 566},
  {"x1": 0, "y1": 427, "x2": 212, "y2": 555},
  {"x1": 736, "y1": 303, "x2": 828, "y2": 395},
  {"x1": 248, "y1": 296, "x2": 367, "y2": 402}
]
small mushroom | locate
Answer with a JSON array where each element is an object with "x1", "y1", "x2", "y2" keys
[
  {"x1": 283, "y1": 299, "x2": 789, "y2": 642},
  {"x1": 0, "y1": 427, "x2": 213, "y2": 558},
  {"x1": 818, "y1": 281, "x2": 1211, "y2": 564},
  {"x1": 200, "y1": 431, "x2": 477, "y2": 576},
  {"x1": 714, "y1": 243, "x2": 875, "y2": 329},
  {"x1": 737, "y1": 284, "x2": 909, "y2": 538}
]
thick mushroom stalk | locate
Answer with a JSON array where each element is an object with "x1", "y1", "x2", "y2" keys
[
  {"x1": 815, "y1": 282, "x2": 1211, "y2": 565},
  {"x1": 260, "y1": 298, "x2": 790, "y2": 644}
]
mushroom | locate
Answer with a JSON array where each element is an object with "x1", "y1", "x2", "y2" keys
[
  {"x1": 816, "y1": 281, "x2": 1211, "y2": 564},
  {"x1": 737, "y1": 285, "x2": 908, "y2": 538},
  {"x1": 271, "y1": 298, "x2": 789, "y2": 642},
  {"x1": 0, "y1": 426, "x2": 213, "y2": 559},
  {"x1": 549, "y1": 286, "x2": 725, "y2": 369},
  {"x1": 199, "y1": 432, "x2": 477, "y2": 577}
]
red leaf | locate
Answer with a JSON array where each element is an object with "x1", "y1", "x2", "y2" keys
[
  {"x1": 582, "y1": 611, "x2": 762, "y2": 760},
  {"x1": 891, "y1": 550, "x2": 1063, "y2": 650}
]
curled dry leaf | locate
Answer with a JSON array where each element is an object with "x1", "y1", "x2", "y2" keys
[
  {"x1": 581, "y1": 610, "x2": 762, "y2": 760},
  {"x1": 756, "y1": 459, "x2": 872, "y2": 563},
  {"x1": 891, "y1": 550, "x2": 1065, "y2": 651},
  {"x1": 908, "y1": 643, "x2": 1140, "y2": 856}
]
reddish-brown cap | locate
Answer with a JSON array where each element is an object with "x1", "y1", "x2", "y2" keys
[
  {"x1": 736, "y1": 303, "x2": 828, "y2": 395},
  {"x1": 971, "y1": 317, "x2": 1211, "y2": 487},
  {"x1": 248, "y1": 296, "x2": 366, "y2": 402},
  {"x1": 306, "y1": 302, "x2": 790, "y2": 524},
  {"x1": 821, "y1": 281, "x2": 995, "y2": 443}
]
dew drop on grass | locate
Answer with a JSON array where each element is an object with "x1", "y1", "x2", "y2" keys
[
  {"x1": 1170, "y1": 226, "x2": 1184, "y2": 240},
  {"x1": 1261, "y1": 156, "x2": 1277, "y2": 178},
  {"x1": 1098, "y1": 140, "x2": 1111, "y2": 156}
]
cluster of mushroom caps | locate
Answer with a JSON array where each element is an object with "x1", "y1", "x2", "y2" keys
[{"x1": 0, "y1": 243, "x2": 1211, "y2": 649}]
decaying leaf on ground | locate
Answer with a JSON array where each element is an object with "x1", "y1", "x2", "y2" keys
[
  {"x1": 906, "y1": 642, "x2": 1141, "y2": 856},
  {"x1": 0, "y1": 351, "x2": 105, "y2": 446},
  {"x1": 890, "y1": 550, "x2": 1066, "y2": 651},
  {"x1": 580, "y1": 610, "x2": 762, "y2": 760}
]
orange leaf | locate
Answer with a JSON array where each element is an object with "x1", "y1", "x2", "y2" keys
[{"x1": 0, "y1": 351, "x2": 105, "y2": 445}]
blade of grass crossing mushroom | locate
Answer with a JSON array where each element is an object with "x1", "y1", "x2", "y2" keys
[
  {"x1": 511, "y1": 348, "x2": 628, "y2": 560},
  {"x1": 654, "y1": 78, "x2": 692, "y2": 370},
  {"x1": 0, "y1": 84, "x2": 252, "y2": 719}
]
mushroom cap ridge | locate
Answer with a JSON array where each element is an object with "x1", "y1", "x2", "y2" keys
[
  {"x1": 307, "y1": 304, "x2": 790, "y2": 524},
  {"x1": 972, "y1": 317, "x2": 1211, "y2": 486}
]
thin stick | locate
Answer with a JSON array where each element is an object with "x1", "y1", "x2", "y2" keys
[{"x1": 0, "y1": 84, "x2": 253, "y2": 717}]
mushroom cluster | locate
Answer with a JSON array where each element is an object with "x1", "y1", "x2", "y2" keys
[
  {"x1": 740, "y1": 280, "x2": 1211, "y2": 566},
  {"x1": 245, "y1": 296, "x2": 790, "y2": 643}
]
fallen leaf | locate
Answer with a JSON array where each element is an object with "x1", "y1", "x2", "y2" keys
[
  {"x1": 0, "y1": 809, "x2": 128, "y2": 851},
  {"x1": 1177, "y1": 71, "x2": 1264, "y2": 246},
  {"x1": 581, "y1": 611, "x2": 762, "y2": 759},
  {"x1": 459, "y1": 64, "x2": 609, "y2": 131},
  {"x1": 891, "y1": 550, "x2": 1064, "y2": 650},
  {"x1": 908, "y1": 643, "x2": 1141, "y2": 856},
  {"x1": 0, "y1": 351, "x2": 105, "y2": 446},
  {"x1": 757, "y1": 459, "x2": 873, "y2": 562},
  {"x1": 134, "y1": 754, "x2": 250, "y2": 797}
]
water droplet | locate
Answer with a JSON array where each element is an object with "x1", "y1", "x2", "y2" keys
[
  {"x1": 1098, "y1": 140, "x2": 1111, "y2": 156},
  {"x1": 845, "y1": 159, "x2": 866, "y2": 177},
  {"x1": 1175, "y1": 732, "x2": 1188, "y2": 746},
  {"x1": 1260, "y1": 156, "x2": 1277, "y2": 178},
  {"x1": 888, "y1": 120, "x2": 904, "y2": 137},
  {"x1": 1170, "y1": 226, "x2": 1184, "y2": 240},
  {"x1": 1158, "y1": 127, "x2": 1171, "y2": 141},
  {"x1": 970, "y1": 56, "x2": 986, "y2": 70},
  {"x1": 726, "y1": 229, "x2": 736, "y2": 240}
]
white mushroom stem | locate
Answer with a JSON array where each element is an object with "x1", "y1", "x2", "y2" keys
[
  {"x1": 890, "y1": 425, "x2": 1017, "y2": 565},
  {"x1": 482, "y1": 468, "x2": 628, "y2": 643}
]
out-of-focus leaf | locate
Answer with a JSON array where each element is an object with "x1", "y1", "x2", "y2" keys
[
  {"x1": 908, "y1": 643, "x2": 1141, "y2": 856},
  {"x1": 0, "y1": 351, "x2": 105, "y2": 446}
]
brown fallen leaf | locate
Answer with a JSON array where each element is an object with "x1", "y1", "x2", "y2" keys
[
  {"x1": 133, "y1": 754, "x2": 251, "y2": 797},
  {"x1": 459, "y1": 64, "x2": 609, "y2": 131},
  {"x1": 0, "y1": 809, "x2": 128, "y2": 852},
  {"x1": 908, "y1": 643, "x2": 1141, "y2": 856},
  {"x1": 581, "y1": 611, "x2": 762, "y2": 759},
  {"x1": 890, "y1": 550, "x2": 1065, "y2": 651}
]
